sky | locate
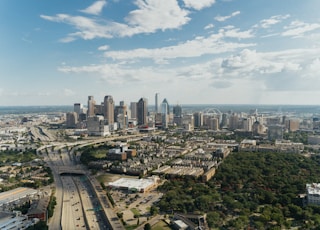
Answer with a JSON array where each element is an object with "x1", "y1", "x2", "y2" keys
[{"x1": 1, "y1": 0, "x2": 320, "y2": 106}]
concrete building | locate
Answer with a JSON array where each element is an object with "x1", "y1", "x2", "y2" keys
[
  {"x1": 87, "y1": 115, "x2": 110, "y2": 136},
  {"x1": 268, "y1": 125, "x2": 284, "y2": 141},
  {"x1": 287, "y1": 119, "x2": 300, "y2": 132},
  {"x1": 308, "y1": 135, "x2": 320, "y2": 145},
  {"x1": 229, "y1": 114, "x2": 239, "y2": 130},
  {"x1": 108, "y1": 176, "x2": 159, "y2": 193},
  {"x1": 173, "y1": 104, "x2": 182, "y2": 126},
  {"x1": 130, "y1": 102, "x2": 137, "y2": 119},
  {"x1": 0, "y1": 187, "x2": 38, "y2": 209},
  {"x1": 209, "y1": 118, "x2": 219, "y2": 131},
  {"x1": 306, "y1": 183, "x2": 320, "y2": 205},
  {"x1": 193, "y1": 112, "x2": 203, "y2": 128},
  {"x1": 155, "y1": 93, "x2": 159, "y2": 113},
  {"x1": 87, "y1": 96, "x2": 96, "y2": 117},
  {"x1": 115, "y1": 101, "x2": 127, "y2": 130},
  {"x1": 0, "y1": 211, "x2": 32, "y2": 230},
  {"x1": 137, "y1": 98, "x2": 148, "y2": 126},
  {"x1": 161, "y1": 99, "x2": 169, "y2": 129},
  {"x1": 73, "y1": 103, "x2": 82, "y2": 118},
  {"x1": 66, "y1": 112, "x2": 78, "y2": 128},
  {"x1": 183, "y1": 114, "x2": 194, "y2": 131},
  {"x1": 104, "y1": 95, "x2": 115, "y2": 125}
]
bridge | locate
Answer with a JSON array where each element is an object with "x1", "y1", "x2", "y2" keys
[
  {"x1": 203, "y1": 108, "x2": 222, "y2": 125},
  {"x1": 57, "y1": 166, "x2": 86, "y2": 175}
]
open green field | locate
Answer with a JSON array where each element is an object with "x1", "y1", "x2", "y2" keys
[{"x1": 152, "y1": 220, "x2": 171, "y2": 230}]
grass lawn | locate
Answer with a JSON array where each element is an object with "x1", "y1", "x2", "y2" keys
[
  {"x1": 130, "y1": 208, "x2": 141, "y2": 216},
  {"x1": 152, "y1": 220, "x2": 172, "y2": 230},
  {"x1": 96, "y1": 174, "x2": 115, "y2": 183}
]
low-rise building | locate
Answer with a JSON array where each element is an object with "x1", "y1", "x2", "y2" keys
[{"x1": 306, "y1": 183, "x2": 320, "y2": 205}]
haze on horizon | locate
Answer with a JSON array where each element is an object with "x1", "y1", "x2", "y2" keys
[{"x1": 1, "y1": 0, "x2": 320, "y2": 106}]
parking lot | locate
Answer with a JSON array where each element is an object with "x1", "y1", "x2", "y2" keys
[{"x1": 110, "y1": 185, "x2": 163, "y2": 226}]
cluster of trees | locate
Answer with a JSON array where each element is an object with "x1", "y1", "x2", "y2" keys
[
  {"x1": 79, "y1": 144, "x2": 112, "y2": 165},
  {"x1": 157, "y1": 152, "x2": 320, "y2": 229},
  {"x1": 0, "y1": 148, "x2": 37, "y2": 163}
]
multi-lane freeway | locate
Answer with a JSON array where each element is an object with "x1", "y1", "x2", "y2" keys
[
  {"x1": 36, "y1": 130, "x2": 152, "y2": 230},
  {"x1": 41, "y1": 137, "x2": 128, "y2": 230}
]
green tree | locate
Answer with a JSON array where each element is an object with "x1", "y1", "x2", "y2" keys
[{"x1": 144, "y1": 223, "x2": 151, "y2": 230}]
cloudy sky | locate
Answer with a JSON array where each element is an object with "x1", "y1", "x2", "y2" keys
[{"x1": 1, "y1": 0, "x2": 320, "y2": 106}]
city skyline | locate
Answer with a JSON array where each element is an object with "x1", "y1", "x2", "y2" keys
[{"x1": 1, "y1": 1, "x2": 320, "y2": 106}]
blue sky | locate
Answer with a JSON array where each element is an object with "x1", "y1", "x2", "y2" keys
[{"x1": 1, "y1": 0, "x2": 320, "y2": 106}]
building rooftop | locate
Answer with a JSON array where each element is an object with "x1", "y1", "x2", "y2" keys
[
  {"x1": 0, "y1": 187, "x2": 38, "y2": 207},
  {"x1": 109, "y1": 177, "x2": 157, "y2": 191},
  {"x1": 307, "y1": 183, "x2": 320, "y2": 195}
]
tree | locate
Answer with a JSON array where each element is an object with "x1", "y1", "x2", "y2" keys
[{"x1": 144, "y1": 223, "x2": 151, "y2": 230}]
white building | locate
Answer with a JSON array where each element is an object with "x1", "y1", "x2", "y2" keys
[
  {"x1": 108, "y1": 176, "x2": 159, "y2": 193},
  {"x1": 87, "y1": 115, "x2": 110, "y2": 136},
  {"x1": 306, "y1": 183, "x2": 320, "y2": 205}
]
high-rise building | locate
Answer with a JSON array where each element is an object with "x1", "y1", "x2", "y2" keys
[
  {"x1": 173, "y1": 104, "x2": 182, "y2": 118},
  {"x1": 173, "y1": 104, "x2": 182, "y2": 126},
  {"x1": 229, "y1": 113, "x2": 239, "y2": 130},
  {"x1": 137, "y1": 98, "x2": 148, "y2": 125},
  {"x1": 161, "y1": 101, "x2": 168, "y2": 129},
  {"x1": 104, "y1": 95, "x2": 114, "y2": 125},
  {"x1": 268, "y1": 125, "x2": 284, "y2": 140},
  {"x1": 287, "y1": 119, "x2": 300, "y2": 132},
  {"x1": 115, "y1": 101, "x2": 127, "y2": 129},
  {"x1": 155, "y1": 93, "x2": 159, "y2": 113},
  {"x1": 130, "y1": 102, "x2": 137, "y2": 119},
  {"x1": 162, "y1": 98, "x2": 170, "y2": 115},
  {"x1": 74, "y1": 103, "x2": 82, "y2": 118},
  {"x1": 194, "y1": 112, "x2": 203, "y2": 128},
  {"x1": 209, "y1": 118, "x2": 219, "y2": 131},
  {"x1": 87, "y1": 96, "x2": 96, "y2": 117},
  {"x1": 66, "y1": 112, "x2": 78, "y2": 128}
]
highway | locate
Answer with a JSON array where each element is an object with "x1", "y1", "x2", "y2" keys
[
  {"x1": 43, "y1": 142, "x2": 118, "y2": 229},
  {"x1": 36, "y1": 131, "x2": 151, "y2": 229}
]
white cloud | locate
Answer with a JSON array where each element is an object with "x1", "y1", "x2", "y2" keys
[
  {"x1": 259, "y1": 14, "x2": 290, "y2": 28},
  {"x1": 124, "y1": 0, "x2": 190, "y2": 35},
  {"x1": 41, "y1": 0, "x2": 191, "y2": 41},
  {"x1": 103, "y1": 32, "x2": 255, "y2": 62},
  {"x1": 63, "y1": 88, "x2": 76, "y2": 96},
  {"x1": 282, "y1": 20, "x2": 320, "y2": 38},
  {"x1": 219, "y1": 26, "x2": 254, "y2": 39},
  {"x1": 204, "y1": 23, "x2": 214, "y2": 30},
  {"x1": 80, "y1": 0, "x2": 107, "y2": 15},
  {"x1": 182, "y1": 0, "x2": 215, "y2": 10},
  {"x1": 214, "y1": 11, "x2": 240, "y2": 22},
  {"x1": 98, "y1": 45, "x2": 109, "y2": 51}
]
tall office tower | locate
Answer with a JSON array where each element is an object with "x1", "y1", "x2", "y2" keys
[
  {"x1": 209, "y1": 118, "x2": 219, "y2": 131},
  {"x1": 95, "y1": 103, "x2": 104, "y2": 115},
  {"x1": 242, "y1": 117, "x2": 254, "y2": 132},
  {"x1": 66, "y1": 112, "x2": 78, "y2": 128},
  {"x1": 220, "y1": 113, "x2": 228, "y2": 129},
  {"x1": 162, "y1": 98, "x2": 170, "y2": 115},
  {"x1": 130, "y1": 102, "x2": 137, "y2": 119},
  {"x1": 104, "y1": 95, "x2": 114, "y2": 125},
  {"x1": 183, "y1": 114, "x2": 194, "y2": 131},
  {"x1": 155, "y1": 93, "x2": 159, "y2": 113},
  {"x1": 161, "y1": 101, "x2": 168, "y2": 129},
  {"x1": 229, "y1": 113, "x2": 239, "y2": 130},
  {"x1": 87, "y1": 96, "x2": 96, "y2": 117},
  {"x1": 173, "y1": 104, "x2": 182, "y2": 117},
  {"x1": 287, "y1": 119, "x2": 300, "y2": 132},
  {"x1": 74, "y1": 103, "x2": 82, "y2": 118},
  {"x1": 115, "y1": 101, "x2": 127, "y2": 129},
  {"x1": 137, "y1": 98, "x2": 148, "y2": 125},
  {"x1": 173, "y1": 104, "x2": 182, "y2": 126},
  {"x1": 193, "y1": 112, "x2": 203, "y2": 128}
]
